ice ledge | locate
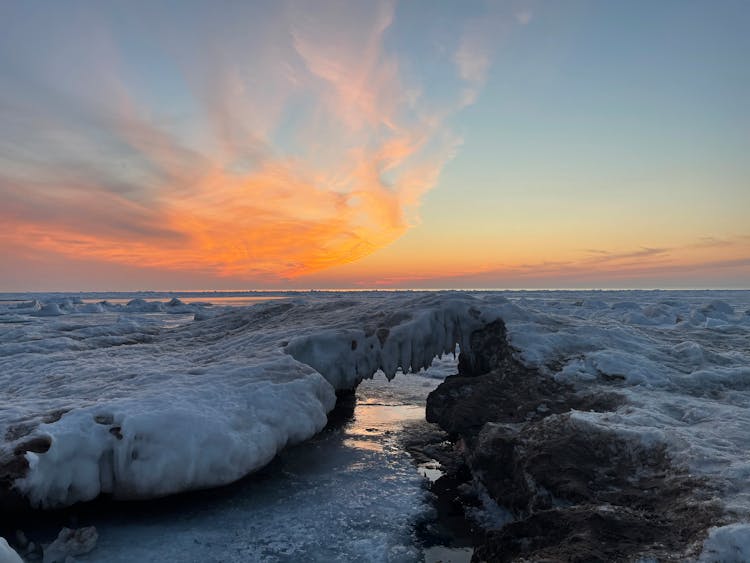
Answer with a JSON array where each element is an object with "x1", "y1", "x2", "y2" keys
[
  {"x1": 283, "y1": 295, "x2": 495, "y2": 389},
  {"x1": 4, "y1": 293, "x2": 495, "y2": 509}
]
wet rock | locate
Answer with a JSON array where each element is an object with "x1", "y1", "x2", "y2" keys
[
  {"x1": 471, "y1": 415, "x2": 681, "y2": 512},
  {"x1": 470, "y1": 416, "x2": 719, "y2": 561},
  {"x1": 477, "y1": 505, "x2": 676, "y2": 562},
  {"x1": 426, "y1": 365, "x2": 622, "y2": 440},
  {"x1": 422, "y1": 318, "x2": 720, "y2": 562},
  {"x1": 1, "y1": 435, "x2": 58, "y2": 516},
  {"x1": 428, "y1": 319, "x2": 622, "y2": 440},
  {"x1": 13, "y1": 436, "x2": 51, "y2": 456},
  {"x1": 402, "y1": 420, "x2": 485, "y2": 553},
  {"x1": 477, "y1": 499, "x2": 719, "y2": 562},
  {"x1": 42, "y1": 527, "x2": 98, "y2": 563},
  {"x1": 400, "y1": 420, "x2": 454, "y2": 468},
  {"x1": 13, "y1": 531, "x2": 28, "y2": 550},
  {"x1": 0, "y1": 452, "x2": 30, "y2": 517},
  {"x1": 457, "y1": 320, "x2": 515, "y2": 377}
]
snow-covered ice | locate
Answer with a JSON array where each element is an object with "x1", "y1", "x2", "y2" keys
[
  {"x1": 42, "y1": 526, "x2": 98, "y2": 563},
  {"x1": 0, "y1": 537, "x2": 23, "y2": 563},
  {"x1": 2, "y1": 289, "x2": 750, "y2": 558},
  {"x1": 479, "y1": 291, "x2": 750, "y2": 518},
  {"x1": 70, "y1": 372, "x2": 445, "y2": 562},
  {"x1": 699, "y1": 523, "x2": 750, "y2": 562},
  {"x1": 1, "y1": 293, "x2": 475, "y2": 508}
]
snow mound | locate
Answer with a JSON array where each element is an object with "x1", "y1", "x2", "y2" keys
[
  {"x1": 0, "y1": 538, "x2": 22, "y2": 563},
  {"x1": 700, "y1": 523, "x2": 750, "y2": 562}
]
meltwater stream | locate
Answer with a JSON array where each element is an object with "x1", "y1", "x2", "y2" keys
[{"x1": 42, "y1": 364, "x2": 464, "y2": 563}]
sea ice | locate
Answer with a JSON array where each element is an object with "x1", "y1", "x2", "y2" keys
[
  {"x1": 1, "y1": 294, "x2": 478, "y2": 507},
  {"x1": 2, "y1": 289, "x2": 750, "y2": 560},
  {"x1": 43, "y1": 527, "x2": 98, "y2": 563},
  {"x1": 700, "y1": 523, "x2": 750, "y2": 562},
  {"x1": 0, "y1": 538, "x2": 22, "y2": 563}
]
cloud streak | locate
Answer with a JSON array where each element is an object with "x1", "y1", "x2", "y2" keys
[
  {"x1": 300, "y1": 236, "x2": 750, "y2": 289},
  {"x1": 0, "y1": 1, "x2": 498, "y2": 283}
]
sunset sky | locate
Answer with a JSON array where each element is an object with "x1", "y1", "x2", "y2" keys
[{"x1": 1, "y1": 0, "x2": 748, "y2": 290}]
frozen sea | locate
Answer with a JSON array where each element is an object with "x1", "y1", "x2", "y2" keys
[
  {"x1": 24, "y1": 373, "x2": 459, "y2": 562},
  {"x1": 2, "y1": 290, "x2": 750, "y2": 561}
]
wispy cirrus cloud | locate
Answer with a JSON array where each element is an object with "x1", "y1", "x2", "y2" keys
[
  {"x1": 0, "y1": 1, "x2": 503, "y2": 283},
  {"x1": 453, "y1": 1, "x2": 533, "y2": 107}
]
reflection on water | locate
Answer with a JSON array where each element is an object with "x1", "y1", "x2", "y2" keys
[{"x1": 344, "y1": 404, "x2": 425, "y2": 452}]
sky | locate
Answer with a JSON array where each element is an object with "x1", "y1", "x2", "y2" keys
[{"x1": 1, "y1": 0, "x2": 748, "y2": 290}]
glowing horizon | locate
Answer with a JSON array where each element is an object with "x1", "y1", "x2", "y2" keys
[{"x1": 1, "y1": 1, "x2": 748, "y2": 291}]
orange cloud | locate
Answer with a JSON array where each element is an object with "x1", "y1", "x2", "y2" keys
[
  {"x1": 297, "y1": 235, "x2": 750, "y2": 289},
  {"x1": 0, "y1": 1, "x2": 482, "y2": 282}
]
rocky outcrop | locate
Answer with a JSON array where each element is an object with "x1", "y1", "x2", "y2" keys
[
  {"x1": 456, "y1": 320, "x2": 516, "y2": 377},
  {"x1": 424, "y1": 319, "x2": 720, "y2": 562},
  {"x1": 426, "y1": 364, "x2": 622, "y2": 439},
  {"x1": 0, "y1": 438, "x2": 44, "y2": 518},
  {"x1": 471, "y1": 416, "x2": 718, "y2": 562}
]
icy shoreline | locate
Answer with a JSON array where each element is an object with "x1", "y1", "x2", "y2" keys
[
  {"x1": 2, "y1": 290, "x2": 750, "y2": 560},
  {"x1": 1, "y1": 294, "x2": 481, "y2": 510},
  {"x1": 5, "y1": 372, "x2": 457, "y2": 563}
]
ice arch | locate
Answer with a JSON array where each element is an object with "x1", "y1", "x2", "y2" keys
[{"x1": 3, "y1": 293, "x2": 507, "y2": 509}]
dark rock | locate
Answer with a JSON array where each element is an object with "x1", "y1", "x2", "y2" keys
[
  {"x1": 13, "y1": 436, "x2": 51, "y2": 456},
  {"x1": 476, "y1": 505, "x2": 673, "y2": 563},
  {"x1": 457, "y1": 320, "x2": 515, "y2": 377},
  {"x1": 426, "y1": 366, "x2": 622, "y2": 440},
  {"x1": 469, "y1": 415, "x2": 719, "y2": 561},
  {"x1": 476, "y1": 499, "x2": 719, "y2": 562},
  {"x1": 0, "y1": 452, "x2": 30, "y2": 517},
  {"x1": 93, "y1": 414, "x2": 114, "y2": 425},
  {"x1": 422, "y1": 318, "x2": 720, "y2": 562},
  {"x1": 2, "y1": 432, "x2": 55, "y2": 516},
  {"x1": 41, "y1": 410, "x2": 69, "y2": 425}
]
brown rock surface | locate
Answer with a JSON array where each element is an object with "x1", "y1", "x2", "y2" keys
[{"x1": 422, "y1": 318, "x2": 721, "y2": 562}]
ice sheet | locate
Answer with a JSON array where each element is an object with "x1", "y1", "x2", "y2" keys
[
  {"x1": 0, "y1": 538, "x2": 23, "y2": 563},
  {"x1": 1, "y1": 294, "x2": 477, "y2": 508},
  {"x1": 3, "y1": 289, "x2": 750, "y2": 558}
]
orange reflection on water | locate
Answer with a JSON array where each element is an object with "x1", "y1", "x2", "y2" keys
[{"x1": 343, "y1": 404, "x2": 424, "y2": 453}]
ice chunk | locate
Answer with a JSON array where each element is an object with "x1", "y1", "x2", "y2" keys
[
  {"x1": 700, "y1": 523, "x2": 750, "y2": 562},
  {"x1": 0, "y1": 538, "x2": 23, "y2": 563},
  {"x1": 700, "y1": 300, "x2": 735, "y2": 317},
  {"x1": 43, "y1": 527, "x2": 98, "y2": 563},
  {"x1": 18, "y1": 368, "x2": 336, "y2": 507},
  {"x1": 31, "y1": 302, "x2": 66, "y2": 316},
  {"x1": 43, "y1": 526, "x2": 99, "y2": 563}
]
